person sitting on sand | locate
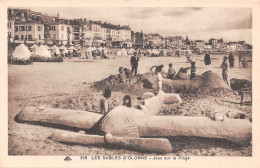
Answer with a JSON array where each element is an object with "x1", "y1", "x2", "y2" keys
[
  {"x1": 221, "y1": 56, "x2": 230, "y2": 87},
  {"x1": 118, "y1": 67, "x2": 126, "y2": 83},
  {"x1": 167, "y1": 63, "x2": 176, "y2": 80},
  {"x1": 100, "y1": 87, "x2": 111, "y2": 114},
  {"x1": 228, "y1": 52, "x2": 235, "y2": 68},
  {"x1": 124, "y1": 68, "x2": 132, "y2": 85},
  {"x1": 123, "y1": 95, "x2": 131, "y2": 107},
  {"x1": 204, "y1": 52, "x2": 211, "y2": 66}
]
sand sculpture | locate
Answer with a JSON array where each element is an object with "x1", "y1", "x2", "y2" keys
[{"x1": 15, "y1": 90, "x2": 251, "y2": 153}]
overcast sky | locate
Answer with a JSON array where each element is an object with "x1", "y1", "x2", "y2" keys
[{"x1": 28, "y1": 7, "x2": 252, "y2": 44}]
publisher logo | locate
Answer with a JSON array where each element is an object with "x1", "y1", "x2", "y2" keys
[{"x1": 64, "y1": 156, "x2": 72, "y2": 162}]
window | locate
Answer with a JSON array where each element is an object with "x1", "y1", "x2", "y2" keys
[
  {"x1": 38, "y1": 26, "x2": 42, "y2": 31},
  {"x1": 28, "y1": 26, "x2": 32, "y2": 31},
  {"x1": 7, "y1": 22, "x2": 11, "y2": 28},
  {"x1": 39, "y1": 35, "x2": 41, "y2": 39},
  {"x1": 67, "y1": 27, "x2": 70, "y2": 32},
  {"x1": 21, "y1": 26, "x2": 25, "y2": 31},
  {"x1": 8, "y1": 32, "x2": 11, "y2": 37},
  {"x1": 21, "y1": 35, "x2": 24, "y2": 40},
  {"x1": 15, "y1": 26, "x2": 18, "y2": 32},
  {"x1": 62, "y1": 34, "x2": 64, "y2": 39},
  {"x1": 74, "y1": 28, "x2": 79, "y2": 32},
  {"x1": 53, "y1": 34, "x2": 56, "y2": 40},
  {"x1": 61, "y1": 26, "x2": 64, "y2": 31},
  {"x1": 15, "y1": 35, "x2": 18, "y2": 40},
  {"x1": 28, "y1": 35, "x2": 32, "y2": 39}
]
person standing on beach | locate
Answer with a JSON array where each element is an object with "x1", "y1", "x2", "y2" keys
[
  {"x1": 204, "y1": 52, "x2": 211, "y2": 66},
  {"x1": 156, "y1": 65, "x2": 164, "y2": 91},
  {"x1": 221, "y1": 56, "x2": 230, "y2": 87},
  {"x1": 130, "y1": 52, "x2": 139, "y2": 76},
  {"x1": 228, "y1": 52, "x2": 235, "y2": 68},
  {"x1": 100, "y1": 87, "x2": 111, "y2": 114}
]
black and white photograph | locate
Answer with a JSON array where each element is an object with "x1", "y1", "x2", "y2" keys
[{"x1": 1, "y1": 0, "x2": 260, "y2": 167}]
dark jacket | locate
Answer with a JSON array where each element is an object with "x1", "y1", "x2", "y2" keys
[
  {"x1": 204, "y1": 53, "x2": 211, "y2": 65},
  {"x1": 131, "y1": 56, "x2": 139, "y2": 67}
]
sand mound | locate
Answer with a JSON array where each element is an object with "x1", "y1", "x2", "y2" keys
[
  {"x1": 92, "y1": 74, "x2": 149, "y2": 97},
  {"x1": 92, "y1": 71, "x2": 231, "y2": 96},
  {"x1": 201, "y1": 71, "x2": 229, "y2": 89}
]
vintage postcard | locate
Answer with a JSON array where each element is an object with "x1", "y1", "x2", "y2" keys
[{"x1": 0, "y1": 0, "x2": 260, "y2": 167}]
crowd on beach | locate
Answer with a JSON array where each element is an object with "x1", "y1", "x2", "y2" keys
[{"x1": 98, "y1": 50, "x2": 249, "y2": 115}]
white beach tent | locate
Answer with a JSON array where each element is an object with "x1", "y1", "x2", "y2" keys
[
  {"x1": 98, "y1": 47, "x2": 103, "y2": 51},
  {"x1": 44, "y1": 44, "x2": 50, "y2": 50},
  {"x1": 62, "y1": 47, "x2": 69, "y2": 54},
  {"x1": 128, "y1": 48, "x2": 135, "y2": 55},
  {"x1": 30, "y1": 44, "x2": 38, "y2": 50},
  {"x1": 59, "y1": 45, "x2": 66, "y2": 50},
  {"x1": 121, "y1": 48, "x2": 127, "y2": 56},
  {"x1": 116, "y1": 50, "x2": 122, "y2": 56},
  {"x1": 35, "y1": 45, "x2": 51, "y2": 57},
  {"x1": 86, "y1": 47, "x2": 94, "y2": 52},
  {"x1": 68, "y1": 46, "x2": 76, "y2": 52},
  {"x1": 12, "y1": 44, "x2": 31, "y2": 60},
  {"x1": 51, "y1": 45, "x2": 61, "y2": 55}
]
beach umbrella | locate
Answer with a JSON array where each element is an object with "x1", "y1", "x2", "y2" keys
[
  {"x1": 12, "y1": 44, "x2": 31, "y2": 60},
  {"x1": 34, "y1": 45, "x2": 51, "y2": 58}
]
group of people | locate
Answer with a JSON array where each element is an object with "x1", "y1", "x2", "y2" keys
[{"x1": 100, "y1": 87, "x2": 132, "y2": 114}]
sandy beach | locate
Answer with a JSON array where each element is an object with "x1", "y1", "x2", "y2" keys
[{"x1": 8, "y1": 53, "x2": 252, "y2": 156}]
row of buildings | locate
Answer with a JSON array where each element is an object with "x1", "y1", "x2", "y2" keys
[
  {"x1": 8, "y1": 8, "x2": 132, "y2": 47},
  {"x1": 144, "y1": 34, "x2": 252, "y2": 51},
  {"x1": 7, "y1": 8, "x2": 252, "y2": 51}
]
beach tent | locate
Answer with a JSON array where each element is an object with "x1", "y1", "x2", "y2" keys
[
  {"x1": 51, "y1": 45, "x2": 61, "y2": 55},
  {"x1": 121, "y1": 48, "x2": 127, "y2": 55},
  {"x1": 147, "y1": 49, "x2": 152, "y2": 54},
  {"x1": 30, "y1": 44, "x2": 38, "y2": 50},
  {"x1": 59, "y1": 45, "x2": 66, "y2": 50},
  {"x1": 98, "y1": 47, "x2": 103, "y2": 51},
  {"x1": 34, "y1": 45, "x2": 51, "y2": 57},
  {"x1": 68, "y1": 46, "x2": 76, "y2": 52},
  {"x1": 128, "y1": 48, "x2": 135, "y2": 55},
  {"x1": 44, "y1": 44, "x2": 50, "y2": 50},
  {"x1": 12, "y1": 44, "x2": 31, "y2": 60},
  {"x1": 62, "y1": 47, "x2": 68, "y2": 54},
  {"x1": 86, "y1": 47, "x2": 94, "y2": 52},
  {"x1": 152, "y1": 49, "x2": 159, "y2": 55},
  {"x1": 116, "y1": 50, "x2": 122, "y2": 56}
]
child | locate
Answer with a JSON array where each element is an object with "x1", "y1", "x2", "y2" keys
[
  {"x1": 123, "y1": 95, "x2": 131, "y2": 107},
  {"x1": 118, "y1": 67, "x2": 126, "y2": 83},
  {"x1": 167, "y1": 63, "x2": 176, "y2": 80},
  {"x1": 156, "y1": 65, "x2": 164, "y2": 91},
  {"x1": 190, "y1": 61, "x2": 196, "y2": 80},
  {"x1": 100, "y1": 87, "x2": 111, "y2": 114},
  {"x1": 124, "y1": 68, "x2": 132, "y2": 84},
  {"x1": 221, "y1": 56, "x2": 230, "y2": 87}
]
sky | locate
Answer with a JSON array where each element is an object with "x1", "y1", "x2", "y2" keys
[{"x1": 28, "y1": 7, "x2": 252, "y2": 44}]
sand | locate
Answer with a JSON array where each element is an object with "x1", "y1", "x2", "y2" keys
[{"x1": 8, "y1": 53, "x2": 252, "y2": 156}]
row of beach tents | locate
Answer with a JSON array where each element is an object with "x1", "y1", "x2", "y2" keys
[{"x1": 12, "y1": 44, "x2": 82, "y2": 60}]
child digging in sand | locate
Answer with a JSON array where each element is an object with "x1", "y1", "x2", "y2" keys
[
  {"x1": 100, "y1": 87, "x2": 111, "y2": 114},
  {"x1": 167, "y1": 63, "x2": 176, "y2": 80}
]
